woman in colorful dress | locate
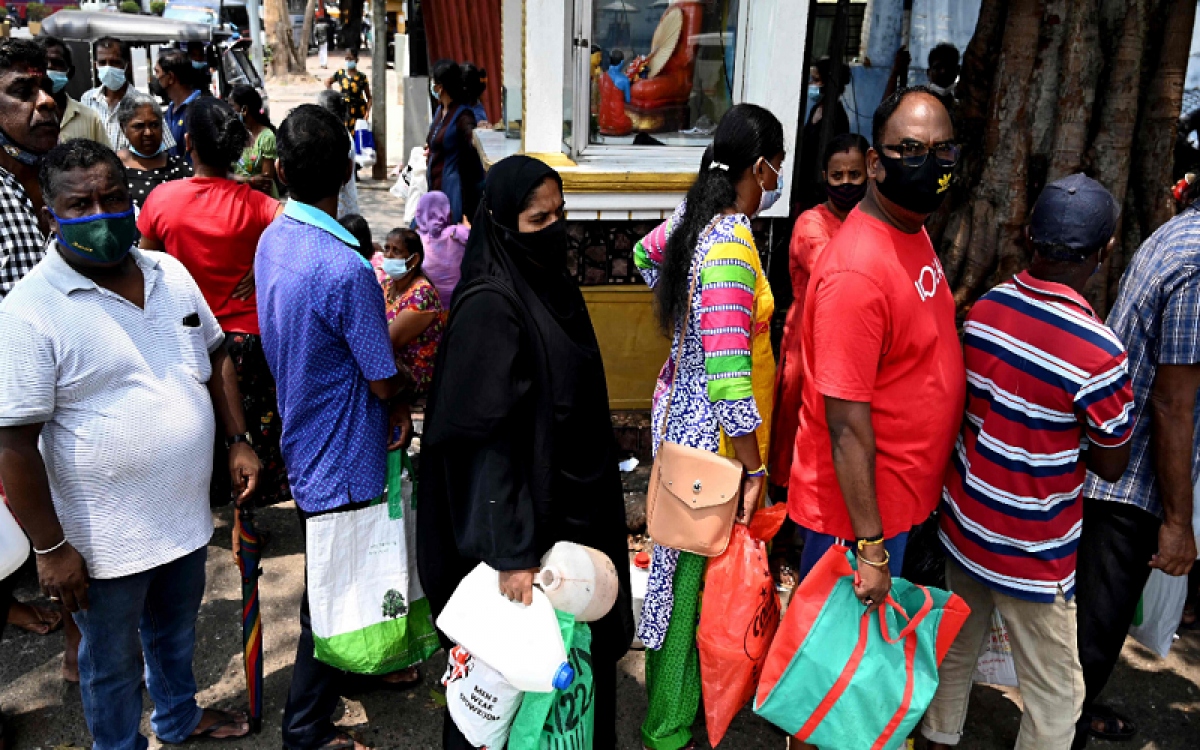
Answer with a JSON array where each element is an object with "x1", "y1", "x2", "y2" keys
[
  {"x1": 379, "y1": 227, "x2": 446, "y2": 401},
  {"x1": 633, "y1": 103, "x2": 783, "y2": 750},
  {"x1": 426, "y1": 59, "x2": 483, "y2": 223},
  {"x1": 228, "y1": 85, "x2": 279, "y2": 198},
  {"x1": 769, "y1": 133, "x2": 868, "y2": 493},
  {"x1": 325, "y1": 48, "x2": 371, "y2": 129}
]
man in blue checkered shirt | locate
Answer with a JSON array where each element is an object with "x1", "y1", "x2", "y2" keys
[{"x1": 1074, "y1": 201, "x2": 1200, "y2": 748}]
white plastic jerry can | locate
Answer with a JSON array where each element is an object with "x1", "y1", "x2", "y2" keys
[
  {"x1": 536, "y1": 541, "x2": 620, "y2": 623},
  {"x1": 436, "y1": 562, "x2": 575, "y2": 693},
  {"x1": 0, "y1": 502, "x2": 30, "y2": 580}
]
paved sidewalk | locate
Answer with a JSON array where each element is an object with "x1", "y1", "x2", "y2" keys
[{"x1": 2, "y1": 499, "x2": 1199, "y2": 748}]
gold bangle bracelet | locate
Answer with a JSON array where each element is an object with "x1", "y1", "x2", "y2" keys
[{"x1": 856, "y1": 549, "x2": 890, "y2": 568}]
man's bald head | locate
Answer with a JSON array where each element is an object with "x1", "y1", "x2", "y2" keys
[{"x1": 872, "y1": 86, "x2": 954, "y2": 151}]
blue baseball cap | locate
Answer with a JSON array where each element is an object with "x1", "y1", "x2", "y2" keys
[{"x1": 1029, "y1": 173, "x2": 1119, "y2": 258}]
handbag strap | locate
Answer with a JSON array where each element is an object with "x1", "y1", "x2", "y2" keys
[{"x1": 658, "y1": 216, "x2": 723, "y2": 439}]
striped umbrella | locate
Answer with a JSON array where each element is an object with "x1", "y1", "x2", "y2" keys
[{"x1": 234, "y1": 504, "x2": 264, "y2": 733}]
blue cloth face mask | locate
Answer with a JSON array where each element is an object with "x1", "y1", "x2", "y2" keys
[
  {"x1": 128, "y1": 140, "x2": 167, "y2": 159},
  {"x1": 52, "y1": 208, "x2": 138, "y2": 264},
  {"x1": 807, "y1": 84, "x2": 821, "y2": 103},
  {"x1": 48, "y1": 71, "x2": 70, "y2": 94},
  {"x1": 381, "y1": 257, "x2": 410, "y2": 278},
  {"x1": 756, "y1": 159, "x2": 784, "y2": 216},
  {"x1": 192, "y1": 60, "x2": 208, "y2": 70},
  {"x1": 346, "y1": 60, "x2": 357, "y2": 70},
  {"x1": 97, "y1": 65, "x2": 126, "y2": 91}
]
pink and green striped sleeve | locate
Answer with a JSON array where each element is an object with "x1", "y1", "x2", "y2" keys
[
  {"x1": 634, "y1": 203, "x2": 687, "y2": 288},
  {"x1": 701, "y1": 225, "x2": 762, "y2": 436}
]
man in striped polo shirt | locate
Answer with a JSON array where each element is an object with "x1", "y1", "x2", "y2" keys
[{"x1": 922, "y1": 174, "x2": 1136, "y2": 750}]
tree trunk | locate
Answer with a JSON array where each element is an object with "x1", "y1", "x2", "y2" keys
[
  {"x1": 938, "y1": 0, "x2": 1195, "y2": 319},
  {"x1": 264, "y1": 0, "x2": 305, "y2": 77},
  {"x1": 299, "y1": 0, "x2": 320, "y2": 63},
  {"x1": 370, "y1": 0, "x2": 387, "y2": 180}
]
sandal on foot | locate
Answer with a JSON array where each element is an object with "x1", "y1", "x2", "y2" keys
[
  {"x1": 318, "y1": 732, "x2": 371, "y2": 750},
  {"x1": 7, "y1": 602, "x2": 63, "y2": 636},
  {"x1": 1087, "y1": 705, "x2": 1136, "y2": 742},
  {"x1": 185, "y1": 709, "x2": 251, "y2": 742},
  {"x1": 343, "y1": 667, "x2": 421, "y2": 696}
]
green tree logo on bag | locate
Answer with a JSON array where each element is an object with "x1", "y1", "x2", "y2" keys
[{"x1": 382, "y1": 589, "x2": 408, "y2": 619}]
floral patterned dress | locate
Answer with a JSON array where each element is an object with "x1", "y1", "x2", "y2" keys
[
  {"x1": 383, "y1": 275, "x2": 445, "y2": 398},
  {"x1": 632, "y1": 202, "x2": 775, "y2": 749},
  {"x1": 332, "y1": 68, "x2": 370, "y2": 128}
]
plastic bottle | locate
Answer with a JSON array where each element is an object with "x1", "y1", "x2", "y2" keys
[
  {"x1": 630, "y1": 550, "x2": 651, "y2": 650},
  {"x1": 536, "y1": 542, "x2": 619, "y2": 623},
  {"x1": 436, "y1": 562, "x2": 575, "y2": 693},
  {"x1": 0, "y1": 502, "x2": 30, "y2": 580}
]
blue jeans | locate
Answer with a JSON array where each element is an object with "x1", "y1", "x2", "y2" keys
[
  {"x1": 72, "y1": 546, "x2": 207, "y2": 750},
  {"x1": 797, "y1": 526, "x2": 910, "y2": 580}
]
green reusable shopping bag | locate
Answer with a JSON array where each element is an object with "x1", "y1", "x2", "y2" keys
[
  {"x1": 753, "y1": 546, "x2": 971, "y2": 749},
  {"x1": 508, "y1": 610, "x2": 595, "y2": 750},
  {"x1": 306, "y1": 450, "x2": 441, "y2": 674}
]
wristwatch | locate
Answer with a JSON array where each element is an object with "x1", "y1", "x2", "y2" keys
[{"x1": 226, "y1": 431, "x2": 254, "y2": 449}]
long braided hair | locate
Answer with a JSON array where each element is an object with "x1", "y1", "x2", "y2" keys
[{"x1": 656, "y1": 103, "x2": 784, "y2": 333}]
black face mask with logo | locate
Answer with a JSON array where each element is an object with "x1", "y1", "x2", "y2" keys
[{"x1": 875, "y1": 152, "x2": 954, "y2": 215}]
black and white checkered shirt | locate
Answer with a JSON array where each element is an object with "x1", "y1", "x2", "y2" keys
[{"x1": 0, "y1": 166, "x2": 47, "y2": 300}]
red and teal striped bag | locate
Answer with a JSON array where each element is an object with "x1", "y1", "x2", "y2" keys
[{"x1": 753, "y1": 545, "x2": 970, "y2": 749}]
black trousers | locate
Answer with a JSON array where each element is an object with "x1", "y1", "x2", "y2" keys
[
  {"x1": 0, "y1": 569, "x2": 15, "y2": 641},
  {"x1": 283, "y1": 506, "x2": 351, "y2": 750},
  {"x1": 441, "y1": 654, "x2": 619, "y2": 749},
  {"x1": 1072, "y1": 498, "x2": 1162, "y2": 749}
]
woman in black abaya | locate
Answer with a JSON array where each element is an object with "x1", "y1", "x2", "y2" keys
[{"x1": 417, "y1": 155, "x2": 633, "y2": 749}]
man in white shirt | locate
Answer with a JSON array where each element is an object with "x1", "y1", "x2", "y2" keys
[
  {"x1": 81, "y1": 36, "x2": 176, "y2": 152},
  {"x1": 0, "y1": 140, "x2": 258, "y2": 748}
]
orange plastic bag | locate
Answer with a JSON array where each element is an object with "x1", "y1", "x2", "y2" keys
[{"x1": 697, "y1": 503, "x2": 789, "y2": 746}]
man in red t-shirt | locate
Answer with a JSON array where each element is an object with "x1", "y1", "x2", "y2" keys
[{"x1": 787, "y1": 87, "x2": 965, "y2": 612}]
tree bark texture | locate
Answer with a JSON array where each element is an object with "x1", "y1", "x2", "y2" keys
[
  {"x1": 938, "y1": 0, "x2": 1195, "y2": 318},
  {"x1": 264, "y1": 0, "x2": 305, "y2": 77},
  {"x1": 299, "y1": 0, "x2": 320, "y2": 63}
]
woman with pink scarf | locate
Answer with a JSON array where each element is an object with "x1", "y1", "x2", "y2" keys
[{"x1": 413, "y1": 190, "x2": 470, "y2": 302}]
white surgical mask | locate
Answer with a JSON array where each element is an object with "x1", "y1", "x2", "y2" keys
[
  {"x1": 755, "y1": 159, "x2": 784, "y2": 216},
  {"x1": 98, "y1": 65, "x2": 126, "y2": 91},
  {"x1": 48, "y1": 71, "x2": 70, "y2": 94},
  {"x1": 381, "y1": 256, "x2": 411, "y2": 278}
]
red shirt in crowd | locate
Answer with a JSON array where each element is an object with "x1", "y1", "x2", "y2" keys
[
  {"x1": 771, "y1": 203, "x2": 845, "y2": 487},
  {"x1": 137, "y1": 177, "x2": 280, "y2": 334},
  {"x1": 940, "y1": 272, "x2": 1134, "y2": 602},
  {"x1": 788, "y1": 207, "x2": 966, "y2": 540}
]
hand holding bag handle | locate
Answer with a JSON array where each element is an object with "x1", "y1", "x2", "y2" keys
[
  {"x1": 878, "y1": 587, "x2": 934, "y2": 645},
  {"x1": 645, "y1": 217, "x2": 745, "y2": 557}
]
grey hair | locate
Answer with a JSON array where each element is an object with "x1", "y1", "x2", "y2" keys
[
  {"x1": 116, "y1": 92, "x2": 163, "y2": 131},
  {"x1": 315, "y1": 89, "x2": 347, "y2": 122}
]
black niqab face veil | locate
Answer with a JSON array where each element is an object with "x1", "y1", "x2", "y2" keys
[{"x1": 458, "y1": 154, "x2": 592, "y2": 345}]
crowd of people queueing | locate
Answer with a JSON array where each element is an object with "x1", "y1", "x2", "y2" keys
[{"x1": 0, "y1": 31, "x2": 1198, "y2": 750}]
